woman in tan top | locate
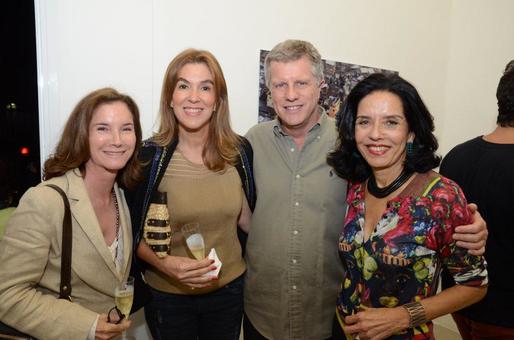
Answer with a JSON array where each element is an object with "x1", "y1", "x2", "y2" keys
[{"x1": 128, "y1": 49, "x2": 255, "y2": 340}]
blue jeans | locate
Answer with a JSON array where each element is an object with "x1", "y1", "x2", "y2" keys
[{"x1": 145, "y1": 275, "x2": 244, "y2": 340}]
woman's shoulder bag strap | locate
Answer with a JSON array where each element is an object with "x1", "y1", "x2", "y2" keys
[{"x1": 44, "y1": 184, "x2": 72, "y2": 301}]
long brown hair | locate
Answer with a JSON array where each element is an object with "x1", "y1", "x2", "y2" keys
[
  {"x1": 43, "y1": 87, "x2": 143, "y2": 188},
  {"x1": 153, "y1": 49, "x2": 240, "y2": 170}
]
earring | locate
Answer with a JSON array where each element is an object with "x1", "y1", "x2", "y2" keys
[{"x1": 406, "y1": 142, "x2": 414, "y2": 156}]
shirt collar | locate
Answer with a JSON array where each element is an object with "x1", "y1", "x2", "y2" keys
[{"x1": 272, "y1": 107, "x2": 327, "y2": 137}]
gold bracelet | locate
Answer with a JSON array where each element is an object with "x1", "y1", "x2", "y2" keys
[{"x1": 403, "y1": 301, "x2": 427, "y2": 328}]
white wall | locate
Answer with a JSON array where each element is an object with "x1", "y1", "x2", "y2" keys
[
  {"x1": 36, "y1": 0, "x2": 451, "y2": 158},
  {"x1": 440, "y1": 0, "x2": 514, "y2": 155},
  {"x1": 34, "y1": 0, "x2": 514, "y2": 337},
  {"x1": 36, "y1": 0, "x2": 514, "y2": 161},
  {"x1": 35, "y1": 0, "x2": 154, "y2": 160}
]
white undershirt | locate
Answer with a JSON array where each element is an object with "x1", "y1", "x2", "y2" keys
[{"x1": 88, "y1": 226, "x2": 124, "y2": 339}]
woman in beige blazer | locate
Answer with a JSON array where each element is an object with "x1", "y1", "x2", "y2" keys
[{"x1": 0, "y1": 88, "x2": 143, "y2": 339}]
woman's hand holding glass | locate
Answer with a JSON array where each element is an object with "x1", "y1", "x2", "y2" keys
[
  {"x1": 96, "y1": 313, "x2": 131, "y2": 340},
  {"x1": 104, "y1": 276, "x2": 135, "y2": 339},
  {"x1": 161, "y1": 255, "x2": 216, "y2": 288},
  {"x1": 154, "y1": 224, "x2": 217, "y2": 289}
]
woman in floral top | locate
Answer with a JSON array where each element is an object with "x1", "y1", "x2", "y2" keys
[{"x1": 327, "y1": 73, "x2": 488, "y2": 339}]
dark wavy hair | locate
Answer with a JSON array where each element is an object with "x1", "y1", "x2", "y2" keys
[
  {"x1": 327, "y1": 73, "x2": 440, "y2": 182},
  {"x1": 496, "y1": 59, "x2": 514, "y2": 127},
  {"x1": 43, "y1": 87, "x2": 143, "y2": 189}
]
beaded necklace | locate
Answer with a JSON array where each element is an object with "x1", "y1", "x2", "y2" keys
[
  {"x1": 367, "y1": 170, "x2": 414, "y2": 198},
  {"x1": 112, "y1": 189, "x2": 120, "y2": 263}
]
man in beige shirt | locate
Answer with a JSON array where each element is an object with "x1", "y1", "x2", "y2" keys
[{"x1": 243, "y1": 39, "x2": 489, "y2": 340}]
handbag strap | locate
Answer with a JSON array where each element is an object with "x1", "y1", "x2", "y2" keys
[{"x1": 45, "y1": 184, "x2": 72, "y2": 301}]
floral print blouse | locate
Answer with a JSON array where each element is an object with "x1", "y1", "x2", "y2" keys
[{"x1": 336, "y1": 171, "x2": 488, "y2": 339}]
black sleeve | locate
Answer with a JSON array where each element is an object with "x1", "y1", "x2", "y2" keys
[{"x1": 126, "y1": 144, "x2": 156, "y2": 243}]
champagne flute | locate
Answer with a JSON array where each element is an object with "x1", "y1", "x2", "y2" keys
[
  {"x1": 114, "y1": 276, "x2": 134, "y2": 339},
  {"x1": 181, "y1": 222, "x2": 205, "y2": 260}
]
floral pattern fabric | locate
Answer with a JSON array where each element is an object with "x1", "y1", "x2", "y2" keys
[{"x1": 336, "y1": 172, "x2": 488, "y2": 339}]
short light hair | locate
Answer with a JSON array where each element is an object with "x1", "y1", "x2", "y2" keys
[{"x1": 264, "y1": 39, "x2": 324, "y2": 88}]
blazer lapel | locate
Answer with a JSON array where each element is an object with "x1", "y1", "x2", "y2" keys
[
  {"x1": 65, "y1": 171, "x2": 122, "y2": 280},
  {"x1": 114, "y1": 183, "x2": 133, "y2": 279}
]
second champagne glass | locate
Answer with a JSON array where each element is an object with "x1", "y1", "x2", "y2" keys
[
  {"x1": 114, "y1": 276, "x2": 134, "y2": 339},
  {"x1": 181, "y1": 222, "x2": 205, "y2": 260},
  {"x1": 115, "y1": 276, "x2": 134, "y2": 318}
]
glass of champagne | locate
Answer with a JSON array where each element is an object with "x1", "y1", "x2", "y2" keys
[
  {"x1": 114, "y1": 276, "x2": 134, "y2": 339},
  {"x1": 181, "y1": 222, "x2": 205, "y2": 260}
]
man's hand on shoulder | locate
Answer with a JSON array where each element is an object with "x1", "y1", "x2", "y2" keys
[{"x1": 453, "y1": 203, "x2": 488, "y2": 256}]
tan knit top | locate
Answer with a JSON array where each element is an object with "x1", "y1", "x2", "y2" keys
[{"x1": 144, "y1": 150, "x2": 246, "y2": 294}]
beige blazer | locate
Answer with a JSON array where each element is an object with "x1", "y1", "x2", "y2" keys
[{"x1": 0, "y1": 169, "x2": 132, "y2": 340}]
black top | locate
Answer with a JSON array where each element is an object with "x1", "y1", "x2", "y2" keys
[{"x1": 440, "y1": 136, "x2": 514, "y2": 328}]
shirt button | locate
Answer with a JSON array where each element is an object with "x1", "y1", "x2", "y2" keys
[
  {"x1": 292, "y1": 285, "x2": 297, "y2": 290},
  {"x1": 290, "y1": 148, "x2": 295, "y2": 152},
  {"x1": 293, "y1": 230, "x2": 299, "y2": 235},
  {"x1": 292, "y1": 259, "x2": 297, "y2": 264},
  {"x1": 295, "y1": 202, "x2": 299, "y2": 206},
  {"x1": 295, "y1": 174, "x2": 301, "y2": 179},
  {"x1": 317, "y1": 135, "x2": 321, "y2": 139}
]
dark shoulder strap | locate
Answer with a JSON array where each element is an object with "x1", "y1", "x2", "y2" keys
[
  {"x1": 136, "y1": 141, "x2": 176, "y2": 243},
  {"x1": 45, "y1": 184, "x2": 72, "y2": 301},
  {"x1": 398, "y1": 171, "x2": 440, "y2": 198},
  {"x1": 235, "y1": 137, "x2": 256, "y2": 212}
]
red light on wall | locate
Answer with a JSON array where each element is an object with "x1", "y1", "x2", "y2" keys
[{"x1": 20, "y1": 147, "x2": 30, "y2": 155}]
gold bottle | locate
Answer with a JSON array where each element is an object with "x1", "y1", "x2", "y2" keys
[{"x1": 143, "y1": 191, "x2": 171, "y2": 258}]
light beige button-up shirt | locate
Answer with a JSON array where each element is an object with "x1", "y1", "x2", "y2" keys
[{"x1": 245, "y1": 113, "x2": 347, "y2": 339}]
